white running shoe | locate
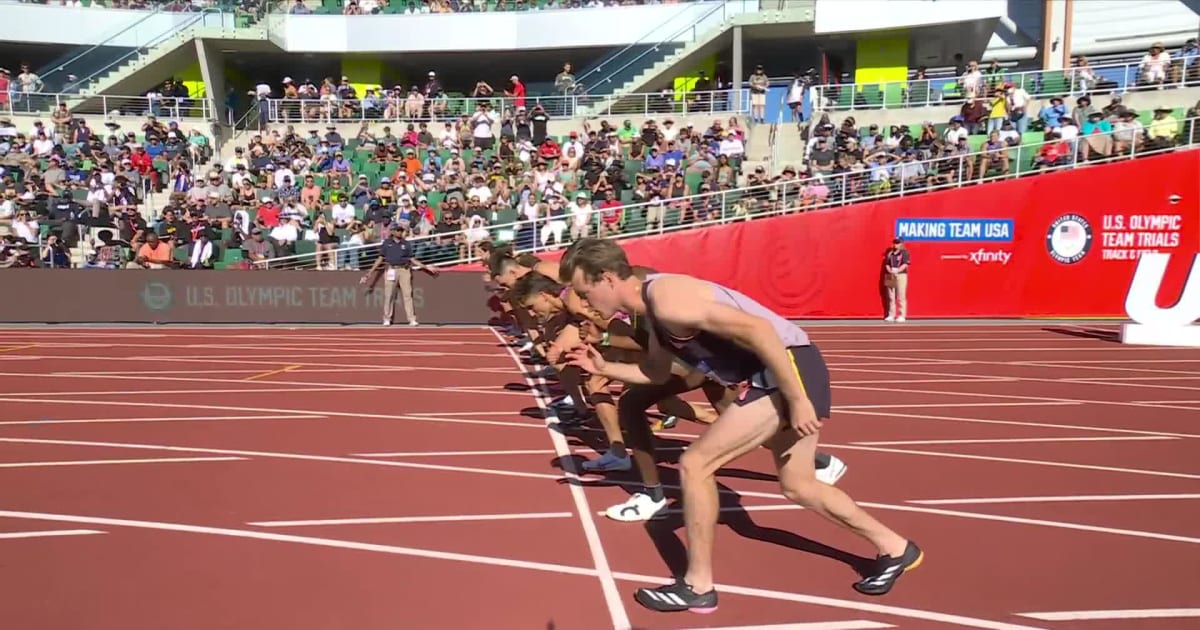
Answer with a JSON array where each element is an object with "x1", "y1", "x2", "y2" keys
[
  {"x1": 605, "y1": 493, "x2": 668, "y2": 522},
  {"x1": 884, "y1": 316, "x2": 895, "y2": 322},
  {"x1": 816, "y1": 455, "x2": 848, "y2": 485}
]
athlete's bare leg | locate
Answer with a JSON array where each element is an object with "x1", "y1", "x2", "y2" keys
[{"x1": 678, "y1": 391, "x2": 907, "y2": 594}]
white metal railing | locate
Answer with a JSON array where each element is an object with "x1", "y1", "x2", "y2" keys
[
  {"x1": 254, "y1": 116, "x2": 1200, "y2": 270},
  {"x1": 273, "y1": 0, "x2": 721, "y2": 16},
  {"x1": 810, "y1": 58, "x2": 1200, "y2": 111},
  {"x1": 3, "y1": 92, "x2": 212, "y2": 120},
  {"x1": 256, "y1": 89, "x2": 750, "y2": 124}
]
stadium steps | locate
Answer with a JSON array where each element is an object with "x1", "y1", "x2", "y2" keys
[
  {"x1": 71, "y1": 24, "x2": 269, "y2": 114},
  {"x1": 578, "y1": 4, "x2": 816, "y2": 117}
]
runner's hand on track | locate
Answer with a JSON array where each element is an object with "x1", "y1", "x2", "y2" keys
[{"x1": 565, "y1": 345, "x2": 606, "y2": 375}]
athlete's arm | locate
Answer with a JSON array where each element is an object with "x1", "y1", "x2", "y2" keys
[
  {"x1": 579, "y1": 318, "x2": 643, "y2": 351},
  {"x1": 648, "y1": 276, "x2": 808, "y2": 407},
  {"x1": 569, "y1": 323, "x2": 672, "y2": 384},
  {"x1": 547, "y1": 324, "x2": 583, "y2": 365}
]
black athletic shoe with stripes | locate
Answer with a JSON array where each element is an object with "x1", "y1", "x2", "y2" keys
[
  {"x1": 634, "y1": 579, "x2": 718, "y2": 613},
  {"x1": 853, "y1": 540, "x2": 924, "y2": 596}
]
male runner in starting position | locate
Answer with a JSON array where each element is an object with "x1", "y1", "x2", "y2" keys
[{"x1": 562, "y1": 238, "x2": 922, "y2": 612}]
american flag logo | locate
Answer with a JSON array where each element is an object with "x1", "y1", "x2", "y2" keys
[{"x1": 1046, "y1": 214, "x2": 1093, "y2": 264}]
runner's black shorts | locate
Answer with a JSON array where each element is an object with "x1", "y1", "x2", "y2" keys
[{"x1": 732, "y1": 344, "x2": 832, "y2": 421}]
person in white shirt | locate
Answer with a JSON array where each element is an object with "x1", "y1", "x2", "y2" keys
[
  {"x1": 661, "y1": 120, "x2": 679, "y2": 143},
  {"x1": 12, "y1": 210, "x2": 39, "y2": 244},
  {"x1": 31, "y1": 133, "x2": 54, "y2": 157},
  {"x1": 471, "y1": 104, "x2": 498, "y2": 149},
  {"x1": 943, "y1": 117, "x2": 970, "y2": 145},
  {"x1": 1006, "y1": 82, "x2": 1031, "y2": 133},
  {"x1": 467, "y1": 178, "x2": 492, "y2": 204},
  {"x1": 439, "y1": 123, "x2": 458, "y2": 149},
  {"x1": 188, "y1": 231, "x2": 214, "y2": 268},
  {"x1": 1057, "y1": 119, "x2": 1080, "y2": 142},
  {"x1": 563, "y1": 134, "x2": 585, "y2": 158},
  {"x1": 230, "y1": 165, "x2": 252, "y2": 189},
  {"x1": 270, "y1": 218, "x2": 301, "y2": 253},
  {"x1": 960, "y1": 60, "x2": 983, "y2": 99},
  {"x1": 540, "y1": 196, "x2": 567, "y2": 248},
  {"x1": 1140, "y1": 43, "x2": 1171, "y2": 85},
  {"x1": 274, "y1": 166, "x2": 296, "y2": 189},
  {"x1": 569, "y1": 192, "x2": 592, "y2": 240},
  {"x1": 331, "y1": 198, "x2": 356, "y2": 227},
  {"x1": 717, "y1": 132, "x2": 745, "y2": 158}
]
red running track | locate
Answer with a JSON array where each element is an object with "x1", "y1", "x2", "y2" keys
[{"x1": 0, "y1": 323, "x2": 1198, "y2": 630}]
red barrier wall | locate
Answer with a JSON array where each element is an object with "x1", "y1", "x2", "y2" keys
[{"x1": 586, "y1": 150, "x2": 1199, "y2": 319}]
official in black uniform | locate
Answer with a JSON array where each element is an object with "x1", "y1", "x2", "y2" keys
[{"x1": 361, "y1": 223, "x2": 436, "y2": 326}]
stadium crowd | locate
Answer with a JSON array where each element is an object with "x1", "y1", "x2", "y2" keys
[{"x1": 1, "y1": 73, "x2": 1198, "y2": 270}]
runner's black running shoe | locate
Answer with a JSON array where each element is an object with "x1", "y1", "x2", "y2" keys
[
  {"x1": 634, "y1": 579, "x2": 718, "y2": 613},
  {"x1": 853, "y1": 541, "x2": 923, "y2": 595}
]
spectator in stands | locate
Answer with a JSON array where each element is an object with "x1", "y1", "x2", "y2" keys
[
  {"x1": 1146, "y1": 106, "x2": 1179, "y2": 149},
  {"x1": 186, "y1": 228, "x2": 215, "y2": 269},
  {"x1": 1038, "y1": 97, "x2": 1068, "y2": 130},
  {"x1": 1072, "y1": 56, "x2": 1097, "y2": 95},
  {"x1": 1141, "y1": 42, "x2": 1172, "y2": 86},
  {"x1": 127, "y1": 230, "x2": 175, "y2": 269},
  {"x1": 242, "y1": 227, "x2": 276, "y2": 265}
]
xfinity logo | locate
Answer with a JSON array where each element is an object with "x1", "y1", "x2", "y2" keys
[{"x1": 967, "y1": 249, "x2": 1012, "y2": 265}]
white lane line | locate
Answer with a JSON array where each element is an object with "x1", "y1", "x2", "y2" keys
[
  {"x1": 0, "y1": 397, "x2": 547, "y2": 431},
  {"x1": 250, "y1": 512, "x2": 574, "y2": 528},
  {"x1": 614, "y1": 571, "x2": 1043, "y2": 630},
  {"x1": 0, "y1": 437, "x2": 563, "y2": 482},
  {"x1": 826, "y1": 443, "x2": 1200, "y2": 480},
  {"x1": 0, "y1": 415, "x2": 325, "y2": 426},
  {"x1": 852, "y1": 436, "x2": 1177, "y2": 446},
  {"x1": 0, "y1": 529, "x2": 106, "y2": 540},
  {"x1": 0, "y1": 386, "x2": 374, "y2": 397},
  {"x1": 860, "y1": 502, "x2": 1200, "y2": 545},
  {"x1": 596, "y1": 504, "x2": 807, "y2": 518},
  {"x1": 836, "y1": 408, "x2": 1200, "y2": 439},
  {"x1": 679, "y1": 622, "x2": 896, "y2": 630},
  {"x1": 0, "y1": 508, "x2": 1042, "y2": 629},
  {"x1": 1017, "y1": 608, "x2": 1200, "y2": 621},
  {"x1": 491, "y1": 326, "x2": 631, "y2": 630},
  {"x1": 909, "y1": 493, "x2": 1200, "y2": 505},
  {"x1": 834, "y1": 402, "x2": 1080, "y2": 410},
  {"x1": 353, "y1": 449, "x2": 556, "y2": 457},
  {"x1": 357, "y1": 447, "x2": 688, "y2": 458},
  {"x1": 0, "y1": 456, "x2": 245, "y2": 469}
]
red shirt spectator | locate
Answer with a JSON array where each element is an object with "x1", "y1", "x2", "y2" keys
[
  {"x1": 130, "y1": 148, "x2": 153, "y2": 175},
  {"x1": 597, "y1": 198, "x2": 623, "y2": 225},
  {"x1": 507, "y1": 75, "x2": 526, "y2": 110},
  {"x1": 538, "y1": 138, "x2": 561, "y2": 160},
  {"x1": 1037, "y1": 137, "x2": 1070, "y2": 165},
  {"x1": 257, "y1": 199, "x2": 281, "y2": 228}
]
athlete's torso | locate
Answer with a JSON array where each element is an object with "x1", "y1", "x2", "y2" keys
[{"x1": 642, "y1": 273, "x2": 810, "y2": 387}]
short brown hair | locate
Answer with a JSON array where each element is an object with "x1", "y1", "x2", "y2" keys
[
  {"x1": 560, "y1": 238, "x2": 634, "y2": 283},
  {"x1": 509, "y1": 271, "x2": 563, "y2": 306}
]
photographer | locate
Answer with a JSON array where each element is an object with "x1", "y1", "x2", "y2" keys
[{"x1": 39, "y1": 233, "x2": 70, "y2": 268}]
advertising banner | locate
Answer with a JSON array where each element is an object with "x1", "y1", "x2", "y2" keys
[
  {"x1": 0, "y1": 270, "x2": 494, "y2": 324},
  {"x1": 599, "y1": 150, "x2": 1200, "y2": 318},
  {"x1": 4, "y1": 152, "x2": 1196, "y2": 323}
]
